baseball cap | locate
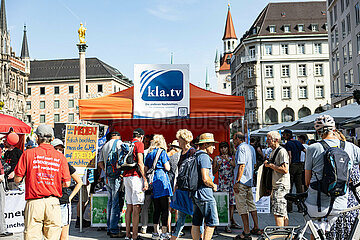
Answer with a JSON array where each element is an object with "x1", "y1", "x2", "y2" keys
[
  {"x1": 51, "y1": 138, "x2": 64, "y2": 148},
  {"x1": 35, "y1": 124, "x2": 54, "y2": 137},
  {"x1": 133, "y1": 128, "x2": 145, "y2": 136}
]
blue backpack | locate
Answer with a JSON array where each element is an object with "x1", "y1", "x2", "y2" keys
[{"x1": 106, "y1": 139, "x2": 122, "y2": 179}]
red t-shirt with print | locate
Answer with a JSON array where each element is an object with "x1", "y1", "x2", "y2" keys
[
  {"x1": 14, "y1": 143, "x2": 71, "y2": 200},
  {"x1": 123, "y1": 139, "x2": 144, "y2": 178}
]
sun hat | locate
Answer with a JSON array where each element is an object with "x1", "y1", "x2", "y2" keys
[{"x1": 196, "y1": 133, "x2": 218, "y2": 144}]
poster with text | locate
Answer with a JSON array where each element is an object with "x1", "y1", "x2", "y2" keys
[
  {"x1": 65, "y1": 124, "x2": 98, "y2": 175},
  {"x1": 134, "y1": 64, "x2": 190, "y2": 119},
  {"x1": 5, "y1": 190, "x2": 26, "y2": 233}
]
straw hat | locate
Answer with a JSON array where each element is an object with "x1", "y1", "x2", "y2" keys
[
  {"x1": 169, "y1": 140, "x2": 181, "y2": 148},
  {"x1": 196, "y1": 133, "x2": 218, "y2": 144}
]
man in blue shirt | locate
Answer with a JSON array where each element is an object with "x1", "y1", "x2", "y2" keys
[
  {"x1": 282, "y1": 129, "x2": 305, "y2": 212},
  {"x1": 233, "y1": 132, "x2": 261, "y2": 239},
  {"x1": 191, "y1": 133, "x2": 219, "y2": 240}
]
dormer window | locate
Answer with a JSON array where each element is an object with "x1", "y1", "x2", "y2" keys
[
  {"x1": 311, "y1": 24, "x2": 319, "y2": 32},
  {"x1": 269, "y1": 25, "x2": 276, "y2": 33},
  {"x1": 284, "y1": 25, "x2": 291, "y2": 33},
  {"x1": 298, "y1": 24, "x2": 305, "y2": 32},
  {"x1": 252, "y1": 27, "x2": 257, "y2": 34}
]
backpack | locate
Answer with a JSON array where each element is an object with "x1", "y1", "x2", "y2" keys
[
  {"x1": 116, "y1": 141, "x2": 139, "y2": 171},
  {"x1": 261, "y1": 146, "x2": 282, "y2": 196},
  {"x1": 146, "y1": 148, "x2": 163, "y2": 189},
  {"x1": 177, "y1": 151, "x2": 206, "y2": 192},
  {"x1": 310, "y1": 140, "x2": 351, "y2": 218},
  {"x1": 106, "y1": 139, "x2": 122, "y2": 179}
]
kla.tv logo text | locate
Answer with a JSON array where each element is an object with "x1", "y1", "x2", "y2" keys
[{"x1": 140, "y1": 70, "x2": 183, "y2": 101}]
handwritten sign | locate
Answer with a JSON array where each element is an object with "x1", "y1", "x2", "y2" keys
[{"x1": 64, "y1": 124, "x2": 98, "y2": 172}]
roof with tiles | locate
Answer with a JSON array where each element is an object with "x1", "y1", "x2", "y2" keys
[
  {"x1": 222, "y1": 6, "x2": 237, "y2": 40},
  {"x1": 241, "y1": 1, "x2": 327, "y2": 41},
  {"x1": 29, "y1": 58, "x2": 131, "y2": 84}
]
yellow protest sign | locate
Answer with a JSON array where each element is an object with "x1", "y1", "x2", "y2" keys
[{"x1": 65, "y1": 124, "x2": 98, "y2": 170}]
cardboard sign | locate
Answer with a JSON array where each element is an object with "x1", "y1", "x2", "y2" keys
[
  {"x1": 64, "y1": 124, "x2": 98, "y2": 175},
  {"x1": 133, "y1": 64, "x2": 190, "y2": 119}
]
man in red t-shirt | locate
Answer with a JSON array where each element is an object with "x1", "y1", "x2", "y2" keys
[
  {"x1": 14, "y1": 124, "x2": 71, "y2": 240},
  {"x1": 123, "y1": 128, "x2": 148, "y2": 240}
]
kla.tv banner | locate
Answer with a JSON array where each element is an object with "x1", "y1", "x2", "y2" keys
[
  {"x1": 134, "y1": 64, "x2": 190, "y2": 118},
  {"x1": 65, "y1": 124, "x2": 98, "y2": 175}
]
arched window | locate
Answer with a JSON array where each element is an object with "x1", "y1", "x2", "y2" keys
[
  {"x1": 227, "y1": 41, "x2": 230, "y2": 51},
  {"x1": 265, "y1": 108, "x2": 278, "y2": 124},
  {"x1": 281, "y1": 107, "x2": 295, "y2": 122},
  {"x1": 298, "y1": 107, "x2": 311, "y2": 119},
  {"x1": 315, "y1": 107, "x2": 324, "y2": 113}
]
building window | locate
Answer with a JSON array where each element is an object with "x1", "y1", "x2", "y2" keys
[
  {"x1": 40, "y1": 87, "x2": 45, "y2": 95},
  {"x1": 298, "y1": 24, "x2": 304, "y2": 32},
  {"x1": 348, "y1": 41, "x2": 352, "y2": 62},
  {"x1": 97, "y1": 84, "x2": 103, "y2": 93},
  {"x1": 311, "y1": 24, "x2": 319, "y2": 32},
  {"x1": 335, "y1": 28, "x2": 339, "y2": 46},
  {"x1": 344, "y1": 72, "x2": 349, "y2": 83},
  {"x1": 40, "y1": 115, "x2": 45, "y2": 123},
  {"x1": 26, "y1": 115, "x2": 31, "y2": 123},
  {"x1": 86, "y1": 85, "x2": 89, "y2": 93},
  {"x1": 343, "y1": 45, "x2": 348, "y2": 65},
  {"x1": 54, "y1": 114, "x2": 60, "y2": 123},
  {"x1": 315, "y1": 86, "x2": 324, "y2": 98},
  {"x1": 315, "y1": 64, "x2": 323, "y2": 76},
  {"x1": 334, "y1": 4, "x2": 338, "y2": 21},
  {"x1": 330, "y1": 10, "x2": 334, "y2": 26},
  {"x1": 249, "y1": 46, "x2": 256, "y2": 58},
  {"x1": 357, "y1": 34, "x2": 360, "y2": 55},
  {"x1": 341, "y1": 0, "x2": 344, "y2": 12},
  {"x1": 342, "y1": 20, "x2": 346, "y2": 39},
  {"x1": 284, "y1": 25, "x2": 290, "y2": 33},
  {"x1": 54, "y1": 86, "x2": 60, "y2": 95},
  {"x1": 281, "y1": 44, "x2": 289, "y2": 55},
  {"x1": 27, "y1": 87, "x2": 31, "y2": 95},
  {"x1": 266, "y1": 87, "x2": 274, "y2": 99},
  {"x1": 68, "y1": 113, "x2": 74, "y2": 123},
  {"x1": 269, "y1": 25, "x2": 276, "y2": 33},
  {"x1": 297, "y1": 43, "x2": 305, "y2": 54},
  {"x1": 356, "y1": 3, "x2": 360, "y2": 25},
  {"x1": 26, "y1": 101, "x2": 31, "y2": 110},
  {"x1": 247, "y1": 67, "x2": 253, "y2": 78},
  {"x1": 265, "y1": 65, "x2": 273, "y2": 78},
  {"x1": 265, "y1": 44, "x2": 272, "y2": 55},
  {"x1": 54, "y1": 100, "x2": 60, "y2": 109},
  {"x1": 68, "y1": 99, "x2": 74, "y2": 108},
  {"x1": 281, "y1": 65, "x2": 290, "y2": 77},
  {"x1": 282, "y1": 87, "x2": 291, "y2": 99},
  {"x1": 298, "y1": 64, "x2": 306, "y2": 76},
  {"x1": 336, "y1": 51, "x2": 340, "y2": 71},
  {"x1": 223, "y1": 83, "x2": 227, "y2": 89},
  {"x1": 248, "y1": 110, "x2": 256, "y2": 123},
  {"x1": 299, "y1": 86, "x2": 308, "y2": 98},
  {"x1": 40, "y1": 101, "x2": 45, "y2": 109},
  {"x1": 314, "y1": 43, "x2": 322, "y2": 54},
  {"x1": 347, "y1": 14, "x2": 351, "y2": 34},
  {"x1": 349, "y1": 69, "x2": 354, "y2": 83},
  {"x1": 248, "y1": 88, "x2": 254, "y2": 100},
  {"x1": 69, "y1": 86, "x2": 74, "y2": 94},
  {"x1": 346, "y1": 0, "x2": 349, "y2": 7}
]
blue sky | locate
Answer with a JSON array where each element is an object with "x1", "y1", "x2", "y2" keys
[{"x1": 7, "y1": 0, "x2": 315, "y2": 91}]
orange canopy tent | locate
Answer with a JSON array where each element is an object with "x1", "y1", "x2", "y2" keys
[{"x1": 79, "y1": 84, "x2": 245, "y2": 149}]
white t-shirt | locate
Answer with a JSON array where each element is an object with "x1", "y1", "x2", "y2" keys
[{"x1": 300, "y1": 144, "x2": 308, "y2": 162}]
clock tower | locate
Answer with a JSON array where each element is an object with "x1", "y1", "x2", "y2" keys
[{"x1": 215, "y1": 4, "x2": 237, "y2": 95}]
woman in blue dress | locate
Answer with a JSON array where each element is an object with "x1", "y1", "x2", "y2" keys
[{"x1": 145, "y1": 134, "x2": 173, "y2": 240}]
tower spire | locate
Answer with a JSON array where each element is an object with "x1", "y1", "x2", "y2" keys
[
  {"x1": 222, "y1": 4, "x2": 237, "y2": 40},
  {"x1": 205, "y1": 68, "x2": 210, "y2": 90},
  {"x1": 0, "y1": 0, "x2": 7, "y2": 33},
  {"x1": 21, "y1": 24, "x2": 30, "y2": 59}
]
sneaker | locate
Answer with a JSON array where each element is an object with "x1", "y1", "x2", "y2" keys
[
  {"x1": 160, "y1": 233, "x2": 170, "y2": 240},
  {"x1": 141, "y1": 226, "x2": 147, "y2": 234},
  {"x1": 152, "y1": 233, "x2": 160, "y2": 240},
  {"x1": 179, "y1": 232, "x2": 185, "y2": 237},
  {"x1": 124, "y1": 237, "x2": 132, "y2": 240}
]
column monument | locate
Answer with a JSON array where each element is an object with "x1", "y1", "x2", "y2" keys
[{"x1": 77, "y1": 23, "x2": 87, "y2": 100}]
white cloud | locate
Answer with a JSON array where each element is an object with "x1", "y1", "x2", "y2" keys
[{"x1": 147, "y1": 5, "x2": 180, "y2": 21}]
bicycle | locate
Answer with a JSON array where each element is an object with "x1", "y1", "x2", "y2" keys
[{"x1": 257, "y1": 182, "x2": 360, "y2": 240}]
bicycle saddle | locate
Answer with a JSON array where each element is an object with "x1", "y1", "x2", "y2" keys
[{"x1": 284, "y1": 192, "x2": 308, "y2": 202}]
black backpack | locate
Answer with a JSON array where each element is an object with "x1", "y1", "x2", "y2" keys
[
  {"x1": 261, "y1": 146, "x2": 282, "y2": 196},
  {"x1": 310, "y1": 140, "x2": 350, "y2": 217},
  {"x1": 177, "y1": 151, "x2": 206, "y2": 192}
]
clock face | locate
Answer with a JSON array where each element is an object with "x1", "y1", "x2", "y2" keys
[{"x1": 225, "y1": 75, "x2": 231, "y2": 82}]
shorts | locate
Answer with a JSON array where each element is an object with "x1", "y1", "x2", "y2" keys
[
  {"x1": 81, "y1": 184, "x2": 91, "y2": 203},
  {"x1": 60, "y1": 203, "x2": 71, "y2": 226},
  {"x1": 305, "y1": 203, "x2": 340, "y2": 233},
  {"x1": 271, "y1": 186, "x2": 290, "y2": 217},
  {"x1": 192, "y1": 197, "x2": 219, "y2": 227},
  {"x1": 124, "y1": 176, "x2": 145, "y2": 205},
  {"x1": 234, "y1": 184, "x2": 257, "y2": 215}
]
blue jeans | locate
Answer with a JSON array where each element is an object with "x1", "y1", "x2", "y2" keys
[
  {"x1": 172, "y1": 211, "x2": 204, "y2": 237},
  {"x1": 106, "y1": 178, "x2": 122, "y2": 234}
]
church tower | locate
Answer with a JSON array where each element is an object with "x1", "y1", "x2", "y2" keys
[
  {"x1": 215, "y1": 4, "x2": 237, "y2": 95},
  {"x1": 21, "y1": 25, "x2": 30, "y2": 74},
  {"x1": 0, "y1": 0, "x2": 10, "y2": 101}
]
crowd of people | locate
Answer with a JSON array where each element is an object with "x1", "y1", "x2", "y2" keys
[{"x1": 0, "y1": 114, "x2": 359, "y2": 240}]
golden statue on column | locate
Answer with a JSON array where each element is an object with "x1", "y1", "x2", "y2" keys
[{"x1": 78, "y1": 23, "x2": 87, "y2": 44}]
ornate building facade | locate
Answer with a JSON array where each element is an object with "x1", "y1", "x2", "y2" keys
[{"x1": 0, "y1": 0, "x2": 29, "y2": 121}]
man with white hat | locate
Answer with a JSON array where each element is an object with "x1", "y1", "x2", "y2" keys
[
  {"x1": 14, "y1": 124, "x2": 71, "y2": 240},
  {"x1": 191, "y1": 133, "x2": 219, "y2": 240}
]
